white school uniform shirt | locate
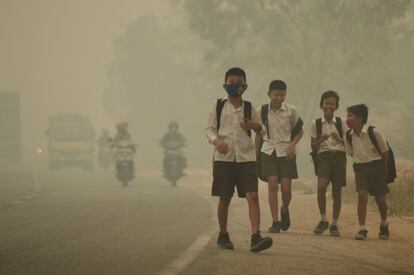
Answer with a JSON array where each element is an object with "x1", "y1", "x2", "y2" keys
[
  {"x1": 344, "y1": 124, "x2": 389, "y2": 164},
  {"x1": 205, "y1": 99, "x2": 266, "y2": 162},
  {"x1": 259, "y1": 103, "x2": 301, "y2": 157},
  {"x1": 309, "y1": 117, "x2": 348, "y2": 153}
]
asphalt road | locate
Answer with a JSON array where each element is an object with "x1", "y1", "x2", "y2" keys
[{"x1": 0, "y1": 169, "x2": 211, "y2": 275}]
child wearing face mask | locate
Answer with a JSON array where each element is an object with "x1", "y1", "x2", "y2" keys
[
  {"x1": 344, "y1": 104, "x2": 390, "y2": 241},
  {"x1": 310, "y1": 91, "x2": 348, "y2": 237},
  {"x1": 205, "y1": 67, "x2": 273, "y2": 253}
]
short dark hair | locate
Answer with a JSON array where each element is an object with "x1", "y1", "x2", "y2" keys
[
  {"x1": 320, "y1": 90, "x2": 340, "y2": 108},
  {"x1": 225, "y1": 67, "x2": 246, "y2": 82},
  {"x1": 269, "y1": 80, "x2": 287, "y2": 91},
  {"x1": 347, "y1": 104, "x2": 369, "y2": 124}
]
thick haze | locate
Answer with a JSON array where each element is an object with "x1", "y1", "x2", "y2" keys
[{"x1": 1, "y1": 0, "x2": 414, "y2": 173}]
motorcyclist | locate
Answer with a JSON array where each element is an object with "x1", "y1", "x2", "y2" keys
[
  {"x1": 111, "y1": 122, "x2": 136, "y2": 181},
  {"x1": 160, "y1": 121, "x2": 186, "y2": 179},
  {"x1": 96, "y1": 129, "x2": 113, "y2": 172}
]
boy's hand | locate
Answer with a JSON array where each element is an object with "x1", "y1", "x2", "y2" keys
[
  {"x1": 213, "y1": 139, "x2": 229, "y2": 154},
  {"x1": 240, "y1": 119, "x2": 261, "y2": 131},
  {"x1": 287, "y1": 144, "x2": 296, "y2": 159},
  {"x1": 330, "y1": 132, "x2": 341, "y2": 141},
  {"x1": 320, "y1": 133, "x2": 330, "y2": 142}
]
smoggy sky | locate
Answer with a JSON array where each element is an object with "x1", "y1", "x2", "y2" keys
[{"x1": 0, "y1": 0, "x2": 164, "y2": 160}]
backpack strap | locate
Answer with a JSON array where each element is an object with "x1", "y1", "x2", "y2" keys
[
  {"x1": 316, "y1": 118, "x2": 322, "y2": 139},
  {"x1": 291, "y1": 118, "x2": 304, "y2": 140},
  {"x1": 335, "y1": 117, "x2": 343, "y2": 138},
  {"x1": 216, "y1": 98, "x2": 226, "y2": 134},
  {"x1": 243, "y1": 100, "x2": 252, "y2": 137},
  {"x1": 345, "y1": 129, "x2": 352, "y2": 146},
  {"x1": 260, "y1": 104, "x2": 269, "y2": 139},
  {"x1": 368, "y1": 126, "x2": 382, "y2": 154}
]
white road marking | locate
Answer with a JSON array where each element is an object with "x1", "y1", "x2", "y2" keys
[{"x1": 158, "y1": 196, "x2": 216, "y2": 275}]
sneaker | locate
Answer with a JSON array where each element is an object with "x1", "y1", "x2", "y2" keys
[
  {"x1": 280, "y1": 207, "x2": 291, "y2": 231},
  {"x1": 329, "y1": 224, "x2": 341, "y2": 237},
  {"x1": 217, "y1": 232, "x2": 234, "y2": 250},
  {"x1": 379, "y1": 224, "x2": 390, "y2": 240},
  {"x1": 250, "y1": 232, "x2": 273, "y2": 253},
  {"x1": 268, "y1": 221, "x2": 282, "y2": 233},
  {"x1": 354, "y1": 229, "x2": 368, "y2": 240},
  {"x1": 313, "y1": 221, "x2": 329, "y2": 235}
]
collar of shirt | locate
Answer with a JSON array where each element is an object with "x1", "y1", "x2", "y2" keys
[
  {"x1": 268, "y1": 102, "x2": 287, "y2": 114},
  {"x1": 225, "y1": 97, "x2": 244, "y2": 112},
  {"x1": 350, "y1": 124, "x2": 369, "y2": 136},
  {"x1": 321, "y1": 117, "x2": 337, "y2": 124}
]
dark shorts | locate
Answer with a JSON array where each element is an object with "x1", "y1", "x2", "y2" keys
[
  {"x1": 212, "y1": 161, "x2": 258, "y2": 198},
  {"x1": 259, "y1": 151, "x2": 298, "y2": 181},
  {"x1": 317, "y1": 151, "x2": 346, "y2": 187},
  {"x1": 353, "y1": 160, "x2": 389, "y2": 196}
]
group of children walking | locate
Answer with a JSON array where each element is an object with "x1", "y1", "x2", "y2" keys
[{"x1": 205, "y1": 67, "x2": 392, "y2": 253}]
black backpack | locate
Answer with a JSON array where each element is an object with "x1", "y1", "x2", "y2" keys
[
  {"x1": 216, "y1": 98, "x2": 252, "y2": 137},
  {"x1": 257, "y1": 104, "x2": 303, "y2": 181},
  {"x1": 345, "y1": 126, "x2": 396, "y2": 183},
  {"x1": 310, "y1": 117, "x2": 343, "y2": 176}
]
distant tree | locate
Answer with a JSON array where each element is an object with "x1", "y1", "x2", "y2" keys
[{"x1": 178, "y1": 0, "x2": 414, "y2": 157}]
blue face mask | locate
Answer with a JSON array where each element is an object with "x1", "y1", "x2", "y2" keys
[{"x1": 225, "y1": 83, "x2": 246, "y2": 97}]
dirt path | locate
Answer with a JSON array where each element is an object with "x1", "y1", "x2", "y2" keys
[{"x1": 152, "y1": 169, "x2": 414, "y2": 275}]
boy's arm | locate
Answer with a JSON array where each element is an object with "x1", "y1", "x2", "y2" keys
[
  {"x1": 241, "y1": 107, "x2": 266, "y2": 136},
  {"x1": 205, "y1": 102, "x2": 219, "y2": 144}
]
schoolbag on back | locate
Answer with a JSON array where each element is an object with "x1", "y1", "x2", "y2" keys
[
  {"x1": 345, "y1": 126, "x2": 396, "y2": 183},
  {"x1": 256, "y1": 104, "x2": 303, "y2": 182},
  {"x1": 216, "y1": 98, "x2": 252, "y2": 137},
  {"x1": 310, "y1": 117, "x2": 343, "y2": 176}
]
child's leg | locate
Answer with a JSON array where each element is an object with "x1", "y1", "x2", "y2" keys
[
  {"x1": 317, "y1": 177, "x2": 329, "y2": 219},
  {"x1": 246, "y1": 192, "x2": 260, "y2": 234},
  {"x1": 280, "y1": 178, "x2": 292, "y2": 212},
  {"x1": 357, "y1": 190, "x2": 369, "y2": 226},
  {"x1": 332, "y1": 184, "x2": 342, "y2": 222},
  {"x1": 267, "y1": 176, "x2": 279, "y2": 222},
  {"x1": 375, "y1": 195, "x2": 388, "y2": 225},
  {"x1": 218, "y1": 197, "x2": 232, "y2": 233}
]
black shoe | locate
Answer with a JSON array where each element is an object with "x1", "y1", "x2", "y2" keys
[
  {"x1": 329, "y1": 224, "x2": 341, "y2": 237},
  {"x1": 268, "y1": 221, "x2": 282, "y2": 233},
  {"x1": 379, "y1": 224, "x2": 390, "y2": 240},
  {"x1": 354, "y1": 229, "x2": 368, "y2": 240},
  {"x1": 250, "y1": 232, "x2": 273, "y2": 253},
  {"x1": 280, "y1": 207, "x2": 290, "y2": 231},
  {"x1": 217, "y1": 232, "x2": 234, "y2": 250},
  {"x1": 313, "y1": 221, "x2": 329, "y2": 235}
]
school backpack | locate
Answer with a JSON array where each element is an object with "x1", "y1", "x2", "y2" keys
[
  {"x1": 345, "y1": 126, "x2": 396, "y2": 183},
  {"x1": 257, "y1": 104, "x2": 304, "y2": 181},
  {"x1": 216, "y1": 98, "x2": 252, "y2": 137},
  {"x1": 310, "y1": 117, "x2": 343, "y2": 176}
]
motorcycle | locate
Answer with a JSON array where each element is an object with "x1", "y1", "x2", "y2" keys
[
  {"x1": 163, "y1": 149, "x2": 186, "y2": 187},
  {"x1": 114, "y1": 142, "x2": 135, "y2": 187}
]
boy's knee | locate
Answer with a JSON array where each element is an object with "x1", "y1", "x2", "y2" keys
[
  {"x1": 358, "y1": 192, "x2": 368, "y2": 202},
  {"x1": 246, "y1": 192, "x2": 259, "y2": 203},
  {"x1": 317, "y1": 186, "x2": 327, "y2": 194},
  {"x1": 268, "y1": 182, "x2": 278, "y2": 193}
]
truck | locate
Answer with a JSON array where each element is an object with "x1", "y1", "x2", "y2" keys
[
  {"x1": 46, "y1": 113, "x2": 95, "y2": 170},
  {"x1": 0, "y1": 93, "x2": 22, "y2": 163}
]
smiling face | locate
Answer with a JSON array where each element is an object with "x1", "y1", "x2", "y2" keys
[
  {"x1": 268, "y1": 89, "x2": 286, "y2": 106},
  {"x1": 321, "y1": 96, "x2": 338, "y2": 117}
]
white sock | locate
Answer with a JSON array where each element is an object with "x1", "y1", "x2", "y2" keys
[
  {"x1": 359, "y1": 225, "x2": 366, "y2": 231},
  {"x1": 332, "y1": 219, "x2": 338, "y2": 226},
  {"x1": 321, "y1": 214, "x2": 328, "y2": 222},
  {"x1": 381, "y1": 220, "x2": 388, "y2": 227}
]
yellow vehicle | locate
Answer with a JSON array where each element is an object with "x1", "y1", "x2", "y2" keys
[{"x1": 46, "y1": 113, "x2": 95, "y2": 170}]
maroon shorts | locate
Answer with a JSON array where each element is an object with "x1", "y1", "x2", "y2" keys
[{"x1": 212, "y1": 161, "x2": 258, "y2": 198}]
